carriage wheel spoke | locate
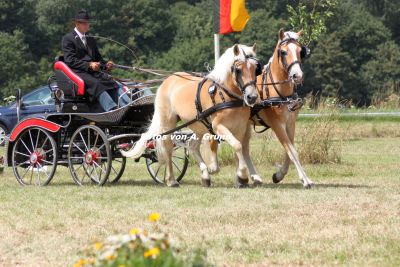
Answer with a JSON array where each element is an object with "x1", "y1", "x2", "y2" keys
[
  {"x1": 20, "y1": 164, "x2": 31, "y2": 180},
  {"x1": 74, "y1": 163, "x2": 84, "y2": 173},
  {"x1": 72, "y1": 142, "x2": 86, "y2": 155},
  {"x1": 40, "y1": 136, "x2": 49, "y2": 150},
  {"x1": 172, "y1": 160, "x2": 182, "y2": 173},
  {"x1": 29, "y1": 130, "x2": 35, "y2": 152},
  {"x1": 15, "y1": 151, "x2": 31, "y2": 158},
  {"x1": 97, "y1": 143, "x2": 105, "y2": 151},
  {"x1": 36, "y1": 167, "x2": 41, "y2": 186},
  {"x1": 154, "y1": 165, "x2": 162, "y2": 178},
  {"x1": 16, "y1": 160, "x2": 30, "y2": 168},
  {"x1": 93, "y1": 161, "x2": 107, "y2": 176},
  {"x1": 43, "y1": 148, "x2": 53, "y2": 155},
  {"x1": 93, "y1": 132, "x2": 99, "y2": 148},
  {"x1": 37, "y1": 162, "x2": 51, "y2": 181},
  {"x1": 111, "y1": 165, "x2": 118, "y2": 175},
  {"x1": 20, "y1": 139, "x2": 32, "y2": 154},
  {"x1": 35, "y1": 129, "x2": 41, "y2": 150},
  {"x1": 79, "y1": 132, "x2": 89, "y2": 152},
  {"x1": 87, "y1": 128, "x2": 91, "y2": 148},
  {"x1": 41, "y1": 159, "x2": 53, "y2": 165},
  {"x1": 30, "y1": 167, "x2": 34, "y2": 184},
  {"x1": 79, "y1": 164, "x2": 89, "y2": 183},
  {"x1": 91, "y1": 165, "x2": 100, "y2": 183}
]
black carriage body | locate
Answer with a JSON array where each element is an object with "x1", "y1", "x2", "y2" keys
[{"x1": 5, "y1": 56, "x2": 189, "y2": 186}]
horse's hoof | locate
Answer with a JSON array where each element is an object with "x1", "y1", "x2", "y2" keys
[
  {"x1": 272, "y1": 173, "x2": 282, "y2": 184},
  {"x1": 202, "y1": 179, "x2": 211, "y2": 187},
  {"x1": 168, "y1": 181, "x2": 180, "y2": 188},
  {"x1": 253, "y1": 179, "x2": 263, "y2": 187},
  {"x1": 236, "y1": 177, "x2": 249, "y2": 189},
  {"x1": 236, "y1": 183, "x2": 249, "y2": 189},
  {"x1": 303, "y1": 183, "x2": 315, "y2": 189},
  {"x1": 208, "y1": 168, "x2": 220, "y2": 175}
]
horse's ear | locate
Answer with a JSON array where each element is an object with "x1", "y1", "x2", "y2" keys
[
  {"x1": 297, "y1": 30, "x2": 303, "y2": 36},
  {"x1": 233, "y1": 44, "x2": 240, "y2": 56},
  {"x1": 279, "y1": 28, "x2": 285, "y2": 40},
  {"x1": 252, "y1": 43, "x2": 257, "y2": 53}
]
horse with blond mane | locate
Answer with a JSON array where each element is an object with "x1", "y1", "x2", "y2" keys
[
  {"x1": 206, "y1": 29, "x2": 314, "y2": 188},
  {"x1": 122, "y1": 44, "x2": 259, "y2": 187}
]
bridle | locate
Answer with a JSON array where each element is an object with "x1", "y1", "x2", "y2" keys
[
  {"x1": 258, "y1": 38, "x2": 310, "y2": 103},
  {"x1": 277, "y1": 38, "x2": 308, "y2": 75},
  {"x1": 231, "y1": 49, "x2": 261, "y2": 94}
]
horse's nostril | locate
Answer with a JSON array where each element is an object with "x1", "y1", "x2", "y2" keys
[{"x1": 247, "y1": 94, "x2": 257, "y2": 103}]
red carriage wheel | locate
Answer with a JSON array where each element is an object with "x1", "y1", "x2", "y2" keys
[
  {"x1": 11, "y1": 127, "x2": 58, "y2": 186},
  {"x1": 68, "y1": 125, "x2": 111, "y2": 186}
]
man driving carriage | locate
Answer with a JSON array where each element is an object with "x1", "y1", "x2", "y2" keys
[{"x1": 61, "y1": 10, "x2": 130, "y2": 111}]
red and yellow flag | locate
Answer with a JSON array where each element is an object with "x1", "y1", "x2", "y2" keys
[{"x1": 213, "y1": 0, "x2": 250, "y2": 34}]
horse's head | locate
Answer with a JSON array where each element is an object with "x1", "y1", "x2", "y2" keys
[
  {"x1": 208, "y1": 44, "x2": 259, "y2": 106},
  {"x1": 275, "y1": 29, "x2": 310, "y2": 85}
]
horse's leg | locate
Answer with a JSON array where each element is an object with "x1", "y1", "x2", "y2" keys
[
  {"x1": 206, "y1": 139, "x2": 220, "y2": 174},
  {"x1": 157, "y1": 114, "x2": 180, "y2": 187},
  {"x1": 161, "y1": 135, "x2": 179, "y2": 187},
  {"x1": 270, "y1": 119, "x2": 314, "y2": 188},
  {"x1": 214, "y1": 124, "x2": 249, "y2": 188},
  {"x1": 189, "y1": 135, "x2": 212, "y2": 187},
  {"x1": 272, "y1": 113, "x2": 295, "y2": 183},
  {"x1": 242, "y1": 124, "x2": 263, "y2": 185}
]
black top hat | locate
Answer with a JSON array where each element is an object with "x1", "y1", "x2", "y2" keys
[{"x1": 74, "y1": 10, "x2": 90, "y2": 22}]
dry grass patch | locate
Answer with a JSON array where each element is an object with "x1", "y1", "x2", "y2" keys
[{"x1": 0, "y1": 125, "x2": 399, "y2": 266}]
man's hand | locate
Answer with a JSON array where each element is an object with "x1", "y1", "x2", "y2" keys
[
  {"x1": 89, "y1": 62, "x2": 100, "y2": 72},
  {"x1": 106, "y1": 60, "x2": 114, "y2": 71}
]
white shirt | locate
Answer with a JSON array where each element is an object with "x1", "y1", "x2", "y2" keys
[{"x1": 74, "y1": 27, "x2": 87, "y2": 47}]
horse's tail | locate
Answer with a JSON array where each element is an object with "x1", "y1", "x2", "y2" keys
[{"x1": 121, "y1": 97, "x2": 163, "y2": 159}]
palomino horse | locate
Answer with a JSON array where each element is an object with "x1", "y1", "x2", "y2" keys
[
  {"x1": 206, "y1": 30, "x2": 314, "y2": 188},
  {"x1": 122, "y1": 44, "x2": 259, "y2": 187}
]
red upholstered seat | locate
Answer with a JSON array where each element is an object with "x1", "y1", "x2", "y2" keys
[{"x1": 54, "y1": 61, "x2": 85, "y2": 96}]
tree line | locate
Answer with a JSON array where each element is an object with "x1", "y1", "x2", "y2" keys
[{"x1": 0, "y1": 0, "x2": 399, "y2": 106}]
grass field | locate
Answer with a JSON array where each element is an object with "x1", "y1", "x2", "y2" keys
[{"x1": 0, "y1": 120, "x2": 399, "y2": 266}]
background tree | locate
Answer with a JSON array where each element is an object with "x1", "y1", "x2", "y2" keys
[{"x1": 0, "y1": 0, "x2": 399, "y2": 107}]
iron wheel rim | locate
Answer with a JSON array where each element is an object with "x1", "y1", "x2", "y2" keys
[
  {"x1": 12, "y1": 127, "x2": 57, "y2": 186},
  {"x1": 68, "y1": 125, "x2": 111, "y2": 186}
]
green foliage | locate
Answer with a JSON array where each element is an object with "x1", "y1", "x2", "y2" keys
[
  {"x1": 287, "y1": 0, "x2": 338, "y2": 45},
  {"x1": 361, "y1": 41, "x2": 400, "y2": 100},
  {"x1": 0, "y1": 0, "x2": 399, "y2": 106}
]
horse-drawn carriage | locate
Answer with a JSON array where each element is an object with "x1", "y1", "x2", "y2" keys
[
  {"x1": 4, "y1": 57, "x2": 189, "y2": 186},
  {"x1": 5, "y1": 29, "x2": 314, "y2": 188}
]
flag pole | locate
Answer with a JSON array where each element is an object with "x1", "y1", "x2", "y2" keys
[{"x1": 214, "y1": 33, "x2": 220, "y2": 64}]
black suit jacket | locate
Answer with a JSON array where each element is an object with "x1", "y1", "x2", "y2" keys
[
  {"x1": 61, "y1": 30, "x2": 117, "y2": 100},
  {"x1": 61, "y1": 30, "x2": 105, "y2": 73}
]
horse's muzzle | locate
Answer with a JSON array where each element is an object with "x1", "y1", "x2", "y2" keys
[{"x1": 245, "y1": 93, "x2": 258, "y2": 106}]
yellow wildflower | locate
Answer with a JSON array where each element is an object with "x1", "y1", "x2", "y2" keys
[
  {"x1": 144, "y1": 247, "x2": 160, "y2": 258},
  {"x1": 118, "y1": 265, "x2": 126, "y2": 267},
  {"x1": 73, "y1": 258, "x2": 87, "y2": 267},
  {"x1": 148, "y1": 213, "x2": 160, "y2": 222},
  {"x1": 94, "y1": 242, "x2": 103, "y2": 250},
  {"x1": 129, "y1": 228, "x2": 140, "y2": 235},
  {"x1": 105, "y1": 253, "x2": 116, "y2": 261}
]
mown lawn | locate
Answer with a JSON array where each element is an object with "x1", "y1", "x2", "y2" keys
[{"x1": 0, "y1": 120, "x2": 399, "y2": 267}]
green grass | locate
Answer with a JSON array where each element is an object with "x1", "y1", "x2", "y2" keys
[{"x1": 0, "y1": 121, "x2": 399, "y2": 266}]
